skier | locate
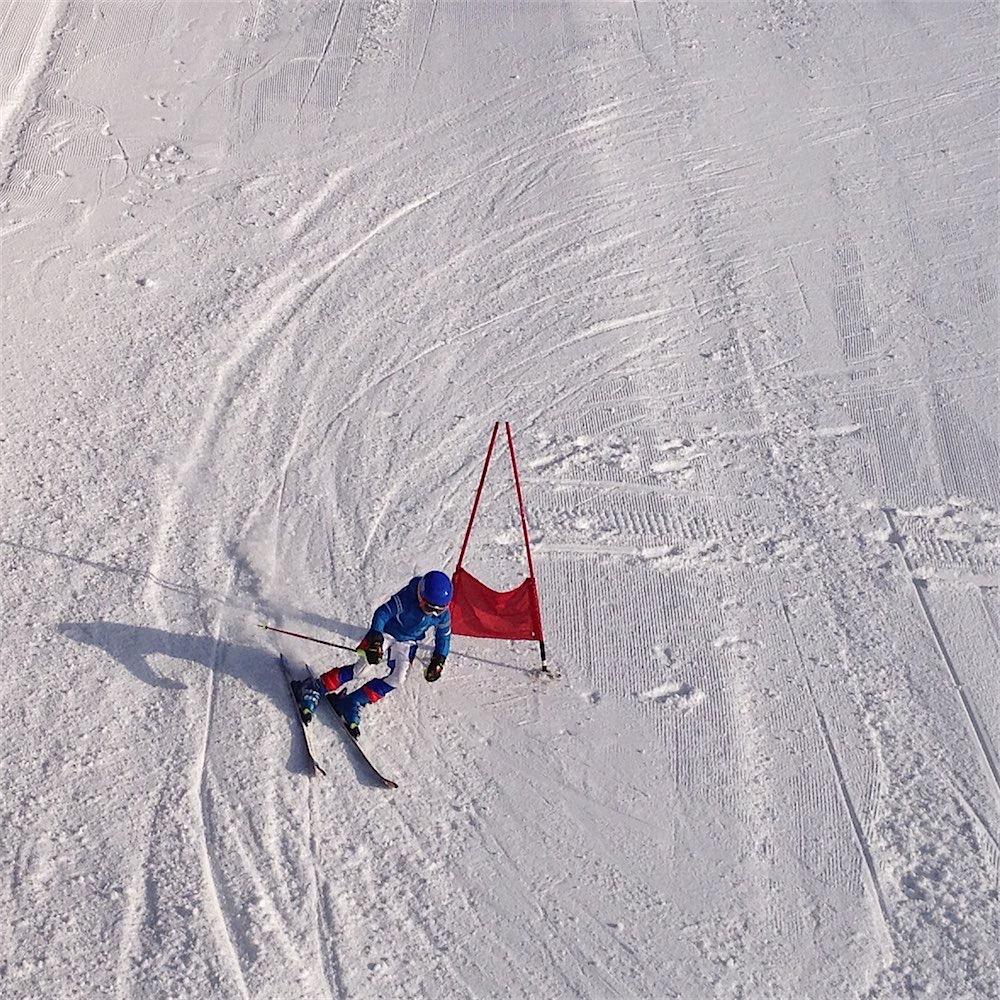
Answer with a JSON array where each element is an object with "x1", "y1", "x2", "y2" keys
[{"x1": 294, "y1": 570, "x2": 453, "y2": 736}]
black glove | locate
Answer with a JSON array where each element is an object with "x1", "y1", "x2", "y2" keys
[
  {"x1": 424, "y1": 653, "x2": 446, "y2": 683},
  {"x1": 360, "y1": 629, "x2": 384, "y2": 665}
]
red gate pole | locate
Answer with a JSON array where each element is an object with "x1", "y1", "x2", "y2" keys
[
  {"x1": 456, "y1": 422, "x2": 500, "y2": 571},
  {"x1": 505, "y1": 422, "x2": 548, "y2": 673}
]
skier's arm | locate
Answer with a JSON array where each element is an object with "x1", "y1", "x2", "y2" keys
[
  {"x1": 371, "y1": 587, "x2": 406, "y2": 633},
  {"x1": 363, "y1": 587, "x2": 407, "y2": 664},
  {"x1": 432, "y1": 612, "x2": 452, "y2": 658},
  {"x1": 425, "y1": 615, "x2": 451, "y2": 682}
]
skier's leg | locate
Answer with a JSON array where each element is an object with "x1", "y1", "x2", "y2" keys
[
  {"x1": 343, "y1": 639, "x2": 414, "y2": 708},
  {"x1": 317, "y1": 659, "x2": 362, "y2": 696},
  {"x1": 383, "y1": 638, "x2": 417, "y2": 690},
  {"x1": 332, "y1": 640, "x2": 415, "y2": 731},
  {"x1": 297, "y1": 654, "x2": 367, "y2": 719}
]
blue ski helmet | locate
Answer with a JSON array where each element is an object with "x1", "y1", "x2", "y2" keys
[{"x1": 418, "y1": 570, "x2": 453, "y2": 613}]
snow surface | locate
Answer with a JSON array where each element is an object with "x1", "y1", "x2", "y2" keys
[{"x1": 2, "y1": 2, "x2": 999, "y2": 998}]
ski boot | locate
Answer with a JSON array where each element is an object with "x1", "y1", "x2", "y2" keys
[
  {"x1": 331, "y1": 691, "x2": 364, "y2": 739},
  {"x1": 291, "y1": 677, "x2": 324, "y2": 724}
]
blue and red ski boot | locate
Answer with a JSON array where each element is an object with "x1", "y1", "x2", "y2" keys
[
  {"x1": 331, "y1": 690, "x2": 364, "y2": 738},
  {"x1": 291, "y1": 677, "x2": 324, "y2": 724}
]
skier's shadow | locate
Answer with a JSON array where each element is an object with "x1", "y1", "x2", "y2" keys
[{"x1": 57, "y1": 620, "x2": 382, "y2": 785}]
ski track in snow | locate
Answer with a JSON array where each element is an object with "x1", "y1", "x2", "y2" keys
[
  {"x1": 2, "y1": 1, "x2": 999, "y2": 999},
  {"x1": 884, "y1": 508, "x2": 1000, "y2": 801},
  {"x1": 192, "y1": 568, "x2": 251, "y2": 1000},
  {"x1": 294, "y1": 0, "x2": 348, "y2": 122}
]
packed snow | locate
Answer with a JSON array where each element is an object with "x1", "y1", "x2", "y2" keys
[{"x1": 2, "y1": 2, "x2": 998, "y2": 999}]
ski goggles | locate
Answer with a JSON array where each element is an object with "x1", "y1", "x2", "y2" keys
[{"x1": 418, "y1": 595, "x2": 448, "y2": 615}]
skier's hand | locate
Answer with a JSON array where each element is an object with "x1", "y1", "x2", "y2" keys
[
  {"x1": 424, "y1": 654, "x2": 446, "y2": 683},
  {"x1": 361, "y1": 629, "x2": 384, "y2": 665}
]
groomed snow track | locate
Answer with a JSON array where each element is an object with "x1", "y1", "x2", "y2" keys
[{"x1": 2, "y1": 3, "x2": 998, "y2": 999}]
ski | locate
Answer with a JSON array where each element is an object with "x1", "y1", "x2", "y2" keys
[
  {"x1": 300, "y1": 664, "x2": 399, "y2": 789},
  {"x1": 279, "y1": 654, "x2": 327, "y2": 777},
  {"x1": 335, "y1": 715, "x2": 399, "y2": 790}
]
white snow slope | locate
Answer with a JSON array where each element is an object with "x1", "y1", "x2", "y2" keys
[{"x1": 2, "y1": 2, "x2": 998, "y2": 999}]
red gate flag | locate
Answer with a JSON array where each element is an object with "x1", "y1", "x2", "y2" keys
[
  {"x1": 450, "y1": 568, "x2": 540, "y2": 641},
  {"x1": 451, "y1": 423, "x2": 547, "y2": 670}
]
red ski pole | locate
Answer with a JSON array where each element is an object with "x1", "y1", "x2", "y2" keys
[{"x1": 257, "y1": 623, "x2": 358, "y2": 652}]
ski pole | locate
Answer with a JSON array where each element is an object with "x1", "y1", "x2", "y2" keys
[{"x1": 257, "y1": 623, "x2": 359, "y2": 653}]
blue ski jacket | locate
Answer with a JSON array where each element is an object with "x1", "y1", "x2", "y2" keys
[{"x1": 371, "y1": 576, "x2": 452, "y2": 657}]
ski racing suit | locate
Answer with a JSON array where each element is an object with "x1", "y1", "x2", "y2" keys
[{"x1": 317, "y1": 576, "x2": 452, "y2": 706}]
